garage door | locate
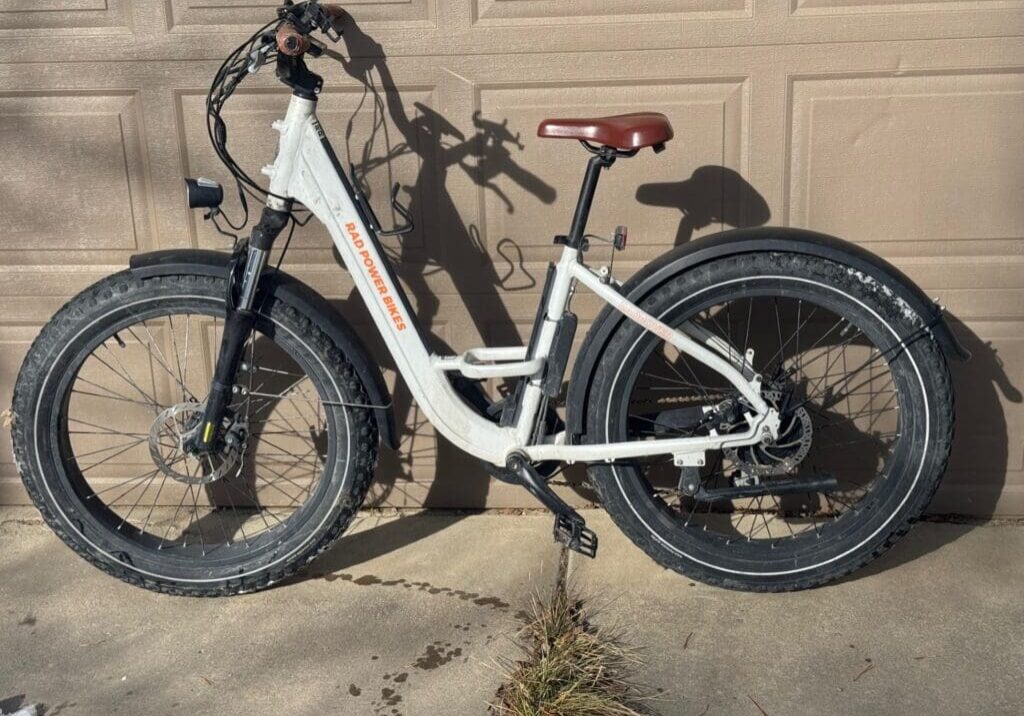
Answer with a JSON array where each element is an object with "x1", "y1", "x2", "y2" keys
[{"x1": 1, "y1": 1, "x2": 1022, "y2": 515}]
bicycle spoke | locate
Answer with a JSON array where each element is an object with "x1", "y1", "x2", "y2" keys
[
  {"x1": 167, "y1": 315, "x2": 188, "y2": 404},
  {"x1": 125, "y1": 325, "x2": 198, "y2": 404},
  {"x1": 622, "y1": 289, "x2": 904, "y2": 548},
  {"x1": 61, "y1": 305, "x2": 329, "y2": 557},
  {"x1": 77, "y1": 436, "x2": 150, "y2": 473}
]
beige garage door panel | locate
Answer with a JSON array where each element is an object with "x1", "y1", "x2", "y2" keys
[
  {"x1": 787, "y1": 72, "x2": 1024, "y2": 241},
  {"x1": 0, "y1": 1, "x2": 1022, "y2": 515},
  {"x1": 478, "y1": 80, "x2": 749, "y2": 255},
  {"x1": 0, "y1": 1, "x2": 131, "y2": 33},
  {"x1": 3, "y1": 1, "x2": 1024, "y2": 58},
  {"x1": 0, "y1": 92, "x2": 153, "y2": 259},
  {"x1": 473, "y1": 0, "x2": 748, "y2": 22},
  {"x1": 168, "y1": 0, "x2": 436, "y2": 34}
]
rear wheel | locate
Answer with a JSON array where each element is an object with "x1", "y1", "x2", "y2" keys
[
  {"x1": 586, "y1": 252, "x2": 953, "y2": 591},
  {"x1": 11, "y1": 271, "x2": 378, "y2": 596}
]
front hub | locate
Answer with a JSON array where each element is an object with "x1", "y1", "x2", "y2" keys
[{"x1": 149, "y1": 403, "x2": 247, "y2": 485}]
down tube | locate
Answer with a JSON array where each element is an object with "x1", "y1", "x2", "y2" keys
[{"x1": 285, "y1": 116, "x2": 520, "y2": 464}]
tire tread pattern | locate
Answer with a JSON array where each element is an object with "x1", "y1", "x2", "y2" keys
[
  {"x1": 585, "y1": 253, "x2": 955, "y2": 592},
  {"x1": 11, "y1": 272, "x2": 378, "y2": 597}
]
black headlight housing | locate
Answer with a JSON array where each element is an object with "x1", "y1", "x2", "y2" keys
[{"x1": 185, "y1": 177, "x2": 224, "y2": 209}]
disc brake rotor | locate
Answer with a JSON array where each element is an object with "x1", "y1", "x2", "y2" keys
[
  {"x1": 725, "y1": 389, "x2": 813, "y2": 477},
  {"x1": 148, "y1": 403, "x2": 246, "y2": 485}
]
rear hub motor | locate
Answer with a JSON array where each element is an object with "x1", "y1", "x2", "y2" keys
[{"x1": 726, "y1": 388, "x2": 813, "y2": 480}]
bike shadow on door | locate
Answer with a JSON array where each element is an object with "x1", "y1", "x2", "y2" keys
[
  {"x1": 635, "y1": 165, "x2": 772, "y2": 247},
  {"x1": 248, "y1": 21, "x2": 1014, "y2": 580},
  {"x1": 275, "y1": 19, "x2": 798, "y2": 576}
]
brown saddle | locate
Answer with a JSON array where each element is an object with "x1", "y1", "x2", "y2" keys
[{"x1": 537, "y1": 112, "x2": 674, "y2": 151}]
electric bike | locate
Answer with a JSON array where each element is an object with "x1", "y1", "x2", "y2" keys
[{"x1": 10, "y1": 1, "x2": 967, "y2": 595}]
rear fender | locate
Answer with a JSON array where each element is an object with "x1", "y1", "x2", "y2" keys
[
  {"x1": 565, "y1": 227, "x2": 969, "y2": 443},
  {"x1": 129, "y1": 249, "x2": 398, "y2": 450}
]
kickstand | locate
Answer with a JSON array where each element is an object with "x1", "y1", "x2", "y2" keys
[{"x1": 506, "y1": 453, "x2": 598, "y2": 559}]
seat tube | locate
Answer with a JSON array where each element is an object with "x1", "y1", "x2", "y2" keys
[
  {"x1": 566, "y1": 151, "x2": 612, "y2": 248},
  {"x1": 516, "y1": 150, "x2": 612, "y2": 444}
]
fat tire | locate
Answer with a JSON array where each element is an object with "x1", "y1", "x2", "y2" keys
[
  {"x1": 586, "y1": 252, "x2": 954, "y2": 592},
  {"x1": 11, "y1": 271, "x2": 378, "y2": 596}
]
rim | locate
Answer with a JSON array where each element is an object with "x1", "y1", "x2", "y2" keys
[
  {"x1": 607, "y1": 275, "x2": 926, "y2": 568},
  {"x1": 43, "y1": 296, "x2": 345, "y2": 564}
]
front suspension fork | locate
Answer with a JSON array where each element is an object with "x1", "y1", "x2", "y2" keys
[{"x1": 190, "y1": 207, "x2": 290, "y2": 453}]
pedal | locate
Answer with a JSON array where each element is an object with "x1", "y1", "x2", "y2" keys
[
  {"x1": 506, "y1": 452, "x2": 600, "y2": 559},
  {"x1": 553, "y1": 514, "x2": 598, "y2": 559}
]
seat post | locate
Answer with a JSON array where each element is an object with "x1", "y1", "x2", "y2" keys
[{"x1": 565, "y1": 149, "x2": 615, "y2": 249}]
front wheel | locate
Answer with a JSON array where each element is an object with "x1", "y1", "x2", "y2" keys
[
  {"x1": 586, "y1": 252, "x2": 954, "y2": 591},
  {"x1": 11, "y1": 271, "x2": 378, "y2": 596}
]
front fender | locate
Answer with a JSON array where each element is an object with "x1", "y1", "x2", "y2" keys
[
  {"x1": 565, "y1": 226, "x2": 968, "y2": 442},
  {"x1": 129, "y1": 249, "x2": 398, "y2": 450}
]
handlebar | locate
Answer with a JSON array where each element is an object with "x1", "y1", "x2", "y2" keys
[
  {"x1": 276, "y1": 22, "x2": 310, "y2": 56},
  {"x1": 275, "y1": 2, "x2": 345, "y2": 56}
]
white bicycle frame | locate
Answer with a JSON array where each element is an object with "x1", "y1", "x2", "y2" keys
[{"x1": 261, "y1": 94, "x2": 779, "y2": 468}]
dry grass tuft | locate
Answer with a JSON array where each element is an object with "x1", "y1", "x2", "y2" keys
[{"x1": 491, "y1": 585, "x2": 654, "y2": 716}]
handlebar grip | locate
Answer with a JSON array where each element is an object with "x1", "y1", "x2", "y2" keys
[{"x1": 276, "y1": 22, "x2": 310, "y2": 56}]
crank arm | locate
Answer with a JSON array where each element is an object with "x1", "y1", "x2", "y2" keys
[
  {"x1": 506, "y1": 453, "x2": 598, "y2": 558},
  {"x1": 694, "y1": 474, "x2": 839, "y2": 503}
]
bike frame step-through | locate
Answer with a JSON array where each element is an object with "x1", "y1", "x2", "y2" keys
[{"x1": 196, "y1": 84, "x2": 780, "y2": 554}]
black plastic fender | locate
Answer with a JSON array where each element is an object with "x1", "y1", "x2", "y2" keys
[
  {"x1": 565, "y1": 226, "x2": 969, "y2": 443},
  {"x1": 129, "y1": 249, "x2": 398, "y2": 449}
]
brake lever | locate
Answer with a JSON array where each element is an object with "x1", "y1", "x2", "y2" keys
[{"x1": 318, "y1": 4, "x2": 346, "y2": 41}]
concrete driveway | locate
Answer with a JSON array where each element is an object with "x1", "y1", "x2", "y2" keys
[
  {"x1": 568, "y1": 511, "x2": 1024, "y2": 716},
  {"x1": 1, "y1": 507, "x2": 1021, "y2": 715}
]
